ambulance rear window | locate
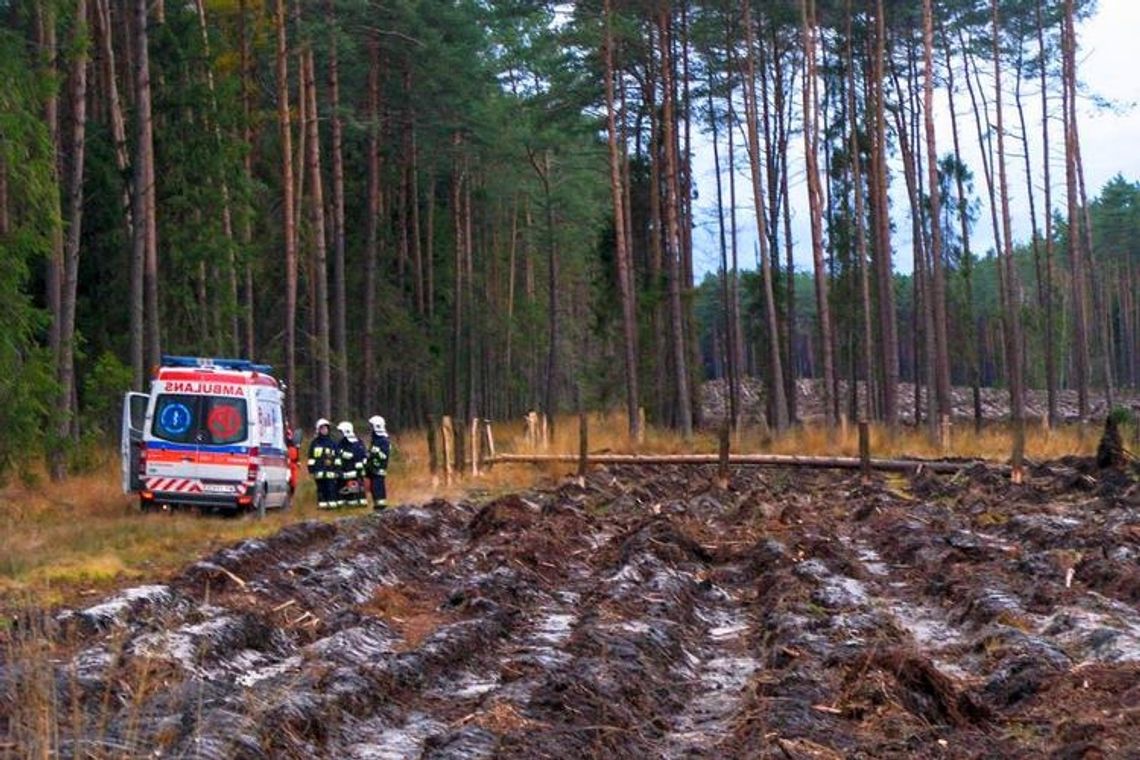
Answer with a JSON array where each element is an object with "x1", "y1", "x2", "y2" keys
[
  {"x1": 153, "y1": 395, "x2": 198, "y2": 443},
  {"x1": 152, "y1": 394, "x2": 248, "y2": 445}
]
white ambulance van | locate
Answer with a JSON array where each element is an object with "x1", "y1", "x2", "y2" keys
[{"x1": 121, "y1": 356, "x2": 300, "y2": 515}]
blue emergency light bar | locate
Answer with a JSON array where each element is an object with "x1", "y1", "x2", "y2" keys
[{"x1": 161, "y1": 355, "x2": 274, "y2": 374}]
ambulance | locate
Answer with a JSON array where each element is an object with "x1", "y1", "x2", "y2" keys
[{"x1": 121, "y1": 356, "x2": 300, "y2": 515}]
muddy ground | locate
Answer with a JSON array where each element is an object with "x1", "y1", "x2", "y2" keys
[{"x1": 2, "y1": 459, "x2": 1139, "y2": 758}]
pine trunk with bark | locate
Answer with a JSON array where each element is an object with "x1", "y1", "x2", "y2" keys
[
  {"x1": 658, "y1": 9, "x2": 692, "y2": 439},
  {"x1": 1062, "y1": 0, "x2": 1089, "y2": 419},
  {"x1": 303, "y1": 45, "x2": 332, "y2": 416},
  {"x1": 274, "y1": 0, "x2": 297, "y2": 423},
  {"x1": 327, "y1": 0, "x2": 348, "y2": 416},
  {"x1": 993, "y1": 1, "x2": 1026, "y2": 436},
  {"x1": 363, "y1": 36, "x2": 380, "y2": 414},
  {"x1": 922, "y1": 0, "x2": 951, "y2": 426},
  {"x1": 741, "y1": 0, "x2": 788, "y2": 430},
  {"x1": 603, "y1": 0, "x2": 640, "y2": 441},
  {"x1": 52, "y1": 0, "x2": 90, "y2": 480},
  {"x1": 800, "y1": 0, "x2": 835, "y2": 428},
  {"x1": 871, "y1": 0, "x2": 899, "y2": 426}
]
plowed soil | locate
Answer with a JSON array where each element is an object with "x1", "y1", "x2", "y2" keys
[{"x1": 3, "y1": 460, "x2": 1139, "y2": 758}]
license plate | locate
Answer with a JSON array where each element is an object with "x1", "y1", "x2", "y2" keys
[{"x1": 203, "y1": 483, "x2": 236, "y2": 493}]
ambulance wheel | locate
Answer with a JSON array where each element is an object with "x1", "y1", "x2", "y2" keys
[{"x1": 253, "y1": 488, "x2": 267, "y2": 518}]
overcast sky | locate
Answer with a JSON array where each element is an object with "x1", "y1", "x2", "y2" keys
[{"x1": 689, "y1": 0, "x2": 1140, "y2": 279}]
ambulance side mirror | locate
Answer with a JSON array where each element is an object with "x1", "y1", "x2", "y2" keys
[{"x1": 291, "y1": 429, "x2": 303, "y2": 447}]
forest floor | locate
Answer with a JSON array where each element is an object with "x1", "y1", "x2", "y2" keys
[{"x1": 4, "y1": 458, "x2": 1138, "y2": 758}]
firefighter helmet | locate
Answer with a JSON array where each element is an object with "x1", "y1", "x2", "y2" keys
[
  {"x1": 337, "y1": 421, "x2": 355, "y2": 439},
  {"x1": 368, "y1": 415, "x2": 387, "y2": 435},
  {"x1": 315, "y1": 418, "x2": 331, "y2": 432}
]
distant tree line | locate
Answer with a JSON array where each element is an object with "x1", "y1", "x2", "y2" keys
[{"x1": 0, "y1": 0, "x2": 1132, "y2": 481}]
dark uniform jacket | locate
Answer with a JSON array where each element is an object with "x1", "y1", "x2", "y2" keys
[
  {"x1": 367, "y1": 433, "x2": 391, "y2": 477},
  {"x1": 336, "y1": 437, "x2": 368, "y2": 480},
  {"x1": 307, "y1": 434, "x2": 338, "y2": 479}
]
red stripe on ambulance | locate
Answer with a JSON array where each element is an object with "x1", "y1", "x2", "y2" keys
[{"x1": 146, "y1": 477, "x2": 203, "y2": 494}]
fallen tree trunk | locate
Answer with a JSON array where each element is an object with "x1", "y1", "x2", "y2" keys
[{"x1": 487, "y1": 452, "x2": 1008, "y2": 474}]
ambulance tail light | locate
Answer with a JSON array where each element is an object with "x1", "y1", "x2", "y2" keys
[
  {"x1": 138, "y1": 442, "x2": 148, "y2": 475},
  {"x1": 247, "y1": 446, "x2": 260, "y2": 481}
]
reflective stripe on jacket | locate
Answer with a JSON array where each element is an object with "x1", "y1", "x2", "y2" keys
[{"x1": 307, "y1": 434, "x2": 339, "y2": 478}]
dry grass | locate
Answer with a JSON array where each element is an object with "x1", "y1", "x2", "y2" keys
[
  {"x1": 0, "y1": 414, "x2": 1108, "y2": 612},
  {"x1": 751, "y1": 419, "x2": 1100, "y2": 461}
]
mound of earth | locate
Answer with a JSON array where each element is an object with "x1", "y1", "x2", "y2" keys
[{"x1": 3, "y1": 461, "x2": 1139, "y2": 757}]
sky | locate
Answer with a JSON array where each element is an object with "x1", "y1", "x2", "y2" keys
[{"x1": 688, "y1": 0, "x2": 1140, "y2": 279}]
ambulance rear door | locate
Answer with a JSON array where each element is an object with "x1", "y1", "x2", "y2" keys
[
  {"x1": 194, "y1": 392, "x2": 253, "y2": 496},
  {"x1": 121, "y1": 392, "x2": 149, "y2": 493}
]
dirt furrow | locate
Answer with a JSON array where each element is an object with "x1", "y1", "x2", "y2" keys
[{"x1": 3, "y1": 459, "x2": 1138, "y2": 758}]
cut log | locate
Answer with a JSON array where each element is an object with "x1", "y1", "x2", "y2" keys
[{"x1": 487, "y1": 452, "x2": 1006, "y2": 475}]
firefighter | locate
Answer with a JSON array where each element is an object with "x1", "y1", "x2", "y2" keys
[
  {"x1": 307, "y1": 419, "x2": 339, "y2": 509},
  {"x1": 366, "y1": 415, "x2": 391, "y2": 510},
  {"x1": 335, "y1": 421, "x2": 368, "y2": 508}
]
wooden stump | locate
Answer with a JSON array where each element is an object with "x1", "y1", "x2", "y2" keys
[
  {"x1": 482, "y1": 420, "x2": 495, "y2": 471},
  {"x1": 1011, "y1": 418, "x2": 1026, "y2": 485},
  {"x1": 441, "y1": 415, "x2": 454, "y2": 486},
  {"x1": 577, "y1": 412, "x2": 588, "y2": 480},
  {"x1": 471, "y1": 417, "x2": 481, "y2": 477},
  {"x1": 717, "y1": 424, "x2": 730, "y2": 489},
  {"x1": 859, "y1": 420, "x2": 871, "y2": 484}
]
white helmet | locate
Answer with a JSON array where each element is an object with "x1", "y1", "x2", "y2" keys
[
  {"x1": 337, "y1": 421, "x2": 355, "y2": 439},
  {"x1": 315, "y1": 418, "x2": 331, "y2": 432},
  {"x1": 368, "y1": 415, "x2": 387, "y2": 435}
]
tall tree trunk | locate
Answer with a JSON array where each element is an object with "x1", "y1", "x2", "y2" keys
[
  {"x1": 678, "y1": 3, "x2": 702, "y2": 429},
  {"x1": 363, "y1": 35, "x2": 380, "y2": 414},
  {"x1": 303, "y1": 45, "x2": 332, "y2": 416},
  {"x1": 644, "y1": 25, "x2": 666, "y2": 423},
  {"x1": 922, "y1": 0, "x2": 951, "y2": 425},
  {"x1": 741, "y1": 0, "x2": 788, "y2": 430},
  {"x1": 411, "y1": 117, "x2": 424, "y2": 316},
  {"x1": 1036, "y1": 0, "x2": 1057, "y2": 425},
  {"x1": 135, "y1": 0, "x2": 160, "y2": 374},
  {"x1": 993, "y1": 1, "x2": 1026, "y2": 431},
  {"x1": 239, "y1": 0, "x2": 255, "y2": 358},
  {"x1": 943, "y1": 29, "x2": 982, "y2": 431},
  {"x1": 603, "y1": 0, "x2": 640, "y2": 440},
  {"x1": 658, "y1": 9, "x2": 692, "y2": 439},
  {"x1": 53, "y1": 0, "x2": 90, "y2": 480},
  {"x1": 40, "y1": 1, "x2": 64, "y2": 377},
  {"x1": 708, "y1": 64, "x2": 736, "y2": 431},
  {"x1": 1074, "y1": 108, "x2": 1111, "y2": 407},
  {"x1": 427, "y1": 172, "x2": 436, "y2": 320},
  {"x1": 727, "y1": 52, "x2": 752, "y2": 432},
  {"x1": 800, "y1": 0, "x2": 835, "y2": 427},
  {"x1": 327, "y1": 0, "x2": 348, "y2": 415},
  {"x1": 274, "y1": 0, "x2": 297, "y2": 423},
  {"x1": 768, "y1": 30, "x2": 798, "y2": 424},
  {"x1": 847, "y1": 0, "x2": 875, "y2": 422},
  {"x1": 1061, "y1": 0, "x2": 1089, "y2": 418},
  {"x1": 540, "y1": 152, "x2": 558, "y2": 431},
  {"x1": 451, "y1": 135, "x2": 465, "y2": 462},
  {"x1": 872, "y1": 0, "x2": 899, "y2": 426},
  {"x1": 891, "y1": 47, "x2": 933, "y2": 431}
]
